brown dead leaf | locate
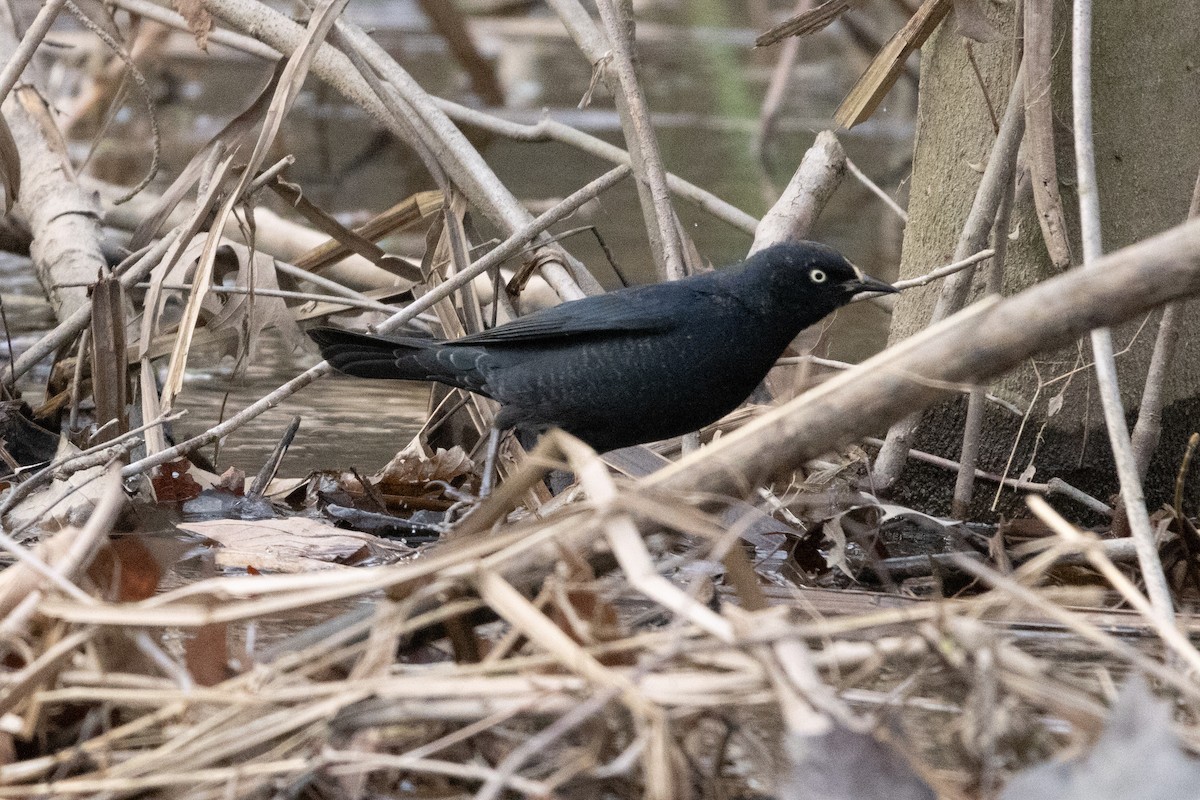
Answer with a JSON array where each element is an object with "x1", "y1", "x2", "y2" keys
[
  {"x1": 89, "y1": 537, "x2": 162, "y2": 601},
  {"x1": 185, "y1": 623, "x2": 229, "y2": 686},
  {"x1": 171, "y1": 0, "x2": 212, "y2": 51},
  {"x1": 374, "y1": 443, "x2": 474, "y2": 494},
  {"x1": 151, "y1": 459, "x2": 204, "y2": 503},
  {"x1": 366, "y1": 442, "x2": 476, "y2": 511}
]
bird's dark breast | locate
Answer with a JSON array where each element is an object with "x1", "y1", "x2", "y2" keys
[{"x1": 481, "y1": 322, "x2": 783, "y2": 452}]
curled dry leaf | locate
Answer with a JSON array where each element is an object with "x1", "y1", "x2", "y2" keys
[
  {"x1": 142, "y1": 236, "x2": 305, "y2": 365},
  {"x1": 374, "y1": 442, "x2": 475, "y2": 496}
]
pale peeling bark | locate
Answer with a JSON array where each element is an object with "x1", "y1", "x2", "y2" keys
[
  {"x1": 0, "y1": 0, "x2": 108, "y2": 325},
  {"x1": 4, "y1": 87, "x2": 107, "y2": 322}
]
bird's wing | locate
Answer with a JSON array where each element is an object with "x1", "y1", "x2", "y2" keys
[
  {"x1": 310, "y1": 327, "x2": 436, "y2": 352},
  {"x1": 451, "y1": 283, "x2": 695, "y2": 346}
]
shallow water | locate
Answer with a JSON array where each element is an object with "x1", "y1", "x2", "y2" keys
[{"x1": 6, "y1": 0, "x2": 914, "y2": 477}]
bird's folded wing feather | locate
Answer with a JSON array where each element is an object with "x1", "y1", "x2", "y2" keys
[
  {"x1": 452, "y1": 285, "x2": 693, "y2": 345},
  {"x1": 309, "y1": 327, "x2": 435, "y2": 352}
]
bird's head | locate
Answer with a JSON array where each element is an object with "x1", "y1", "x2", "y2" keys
[{"x1": 751, "y1": 241, "x2": 898, "y2": 315}]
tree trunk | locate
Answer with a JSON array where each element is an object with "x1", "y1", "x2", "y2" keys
[{"x1": 886, "y1": 0, "x2": 1200, "y2": 516}]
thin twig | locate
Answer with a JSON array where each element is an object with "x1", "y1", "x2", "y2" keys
[
  {"x1": 953, "y1": 161, "x2": 1018, "y2": 517},
  {"x1": 0, "y1": 0, "x2": 68, "y2": 106},
  {"x1": 859, "y1": 436, "x2": 1112, "y2": 515},
  {"x1": 1029, "y1": 496, "x2": 1200, "y2": 671},
  {"x1": 0, "y1": 411, "x2": 181, "y2": 517},
  {"x1": 755, "y1": 0, "x2": 810, "y2": 162},
  {"x1": 778, "y1": 355, "x2": 1022, "y2": 415},
  {"x1": 1072, "y1": 0, "x2": 1173, "y2": 623},
  {"x1": 158, "y1": 0, "x2": 351, "y2": 412},
  {"x1": 845, "y1": 157, "x2": 908, "y2": 223},
  {"x1": 853, "y1": 248, "x2": 994, "y2": 311},
  {"x1": 591, "y1": 0, "x2": 685, "y2": 280},
  {"x1": 0, "y1": 466, "x2": 122, "y2": 632},
  {"x1": 440, "y1": 102, "x2": 758, "y2": 235},
  {"x1": 472, "y1": 685, "x2": 622, "y2": 800},
  {"x1": 952, "y1": 554, "x2": 1200, "y2": 701},
  {"x1": 273, "y1": 261, "x2": 402, "y2": 315},
  {"x1": 108, "y1": 0, "x2": 277, "y2": 57},
  {"x1": 549, "y1": 0, "x2": 684, "y2": 281},
  {"x1": 64, "y1": 0, "x2": 161, "y2": 203},
  {"x1": 89, "y1": 2, "x2": 758, "y2": 239},
  {"x1": 3, "y1": 235, "x2": 176, "y2": 387},
  {"x1": 1128, "y1": 169, "x2": 1200, "y2": 478}
]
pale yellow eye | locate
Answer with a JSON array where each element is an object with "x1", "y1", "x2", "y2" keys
[{"x1": 809, "y1": 269, "x2": 827, "y2": 283}]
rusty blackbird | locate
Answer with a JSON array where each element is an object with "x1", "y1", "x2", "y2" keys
[{"x1": 310, "y1": 241, "x2": 897, "y2": 453}]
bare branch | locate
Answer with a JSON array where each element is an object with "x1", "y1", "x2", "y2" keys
[{"x1": 1072, "y1": 0, "x2": 1173, "y2": 622}]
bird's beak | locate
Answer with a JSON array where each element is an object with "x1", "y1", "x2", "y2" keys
[
  {"x1": 845, "y1": 274, "x2": 900, "y2": 295},
  {"x1": 843, "y1": 263, "x2": 899, "y2": 295}
]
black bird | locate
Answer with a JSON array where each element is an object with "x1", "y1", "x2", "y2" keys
[{"x1": 310, "y1": 241, "x2": 897, "y2": 454}]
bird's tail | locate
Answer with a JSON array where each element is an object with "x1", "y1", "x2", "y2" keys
[{"x1": 309, "y1": 327, "x2": 434, "y2": 380}]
